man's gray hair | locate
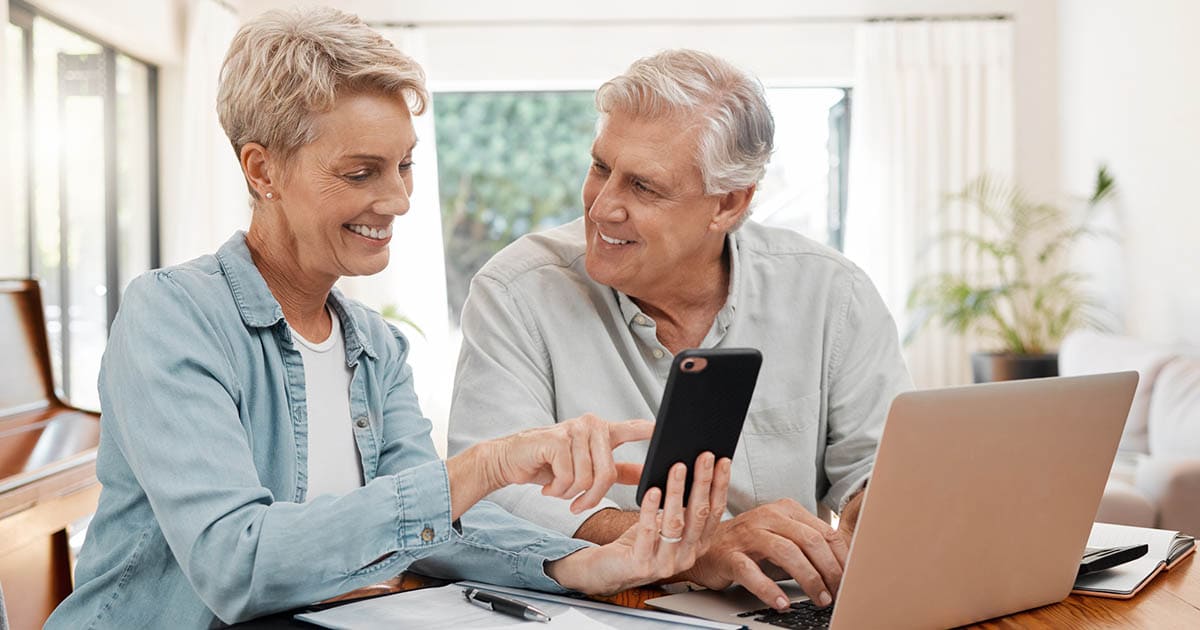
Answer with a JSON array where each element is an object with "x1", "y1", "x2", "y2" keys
[{"x1": 595, "y1": 49, "x2": 774, "y2": 195}]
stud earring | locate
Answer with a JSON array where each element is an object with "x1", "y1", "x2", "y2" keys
[{"x1": 265, "y1": 192, "x2": 274, "y2": 199}]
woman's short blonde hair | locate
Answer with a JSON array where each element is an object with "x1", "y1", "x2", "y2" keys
[{"x1": 217, "y1": 6, "x2": 428, "y2": 199}]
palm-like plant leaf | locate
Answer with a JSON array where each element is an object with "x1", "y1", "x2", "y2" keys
[{"x1": 906, "y1": 168, "x2": 1116, "y2": 355}]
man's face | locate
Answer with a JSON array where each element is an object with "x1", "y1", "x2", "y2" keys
[{"x1": 581, "y1": 109, "x2": 729, "y2": 301}]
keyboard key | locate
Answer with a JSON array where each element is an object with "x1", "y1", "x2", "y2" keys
[{"x1": 751, "y1": 600, "x2": 834, "y2": 629}]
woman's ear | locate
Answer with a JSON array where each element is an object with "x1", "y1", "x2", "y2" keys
[
  {"x1": 240, "y1": 142, "x2": 275, "y2": 199},
  {"x1": 709, "y1": 184, "x2": 756, "y2": 232}
]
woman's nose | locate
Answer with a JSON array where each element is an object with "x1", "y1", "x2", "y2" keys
[{"x1": 376, "y1": 175, "x2": 412, "y2": 216}]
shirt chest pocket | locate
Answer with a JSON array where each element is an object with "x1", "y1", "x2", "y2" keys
[{"x1": 741, "y1": 393, "x2": 821, "y2": 507}]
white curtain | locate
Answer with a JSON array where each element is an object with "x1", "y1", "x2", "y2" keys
[
  {"x1": 165, "y1": 0, "x2": 245, "y2": 265},
  {"x1": 844, "y1": 21, "x2": 1015, "y2": 388},
  {"x1": 338, "y1": 27, "x2": 453, "y2": 455}
]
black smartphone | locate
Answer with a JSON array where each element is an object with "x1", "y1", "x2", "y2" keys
[
  {"x1": 636, "y1": 348, "x2": 762, "y2": 506},
  {"x1": 1078, "y1": 544, "x2": 1149, "y2": 577}
]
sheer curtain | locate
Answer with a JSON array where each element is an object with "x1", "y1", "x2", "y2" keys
[
  {"x1": 844, "y1": 20, "x2": 1015, "y2": 387},
  {"x1": 165, "y1": 0, "x2": 245, "y2": 265},
  {"x1": 338, "y1": 26, "x2": 453, "y2": 455}
]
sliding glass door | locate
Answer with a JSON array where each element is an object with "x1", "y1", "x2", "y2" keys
[{"x1": 5, "y1": 2, "x2": 159, "y2": 410}]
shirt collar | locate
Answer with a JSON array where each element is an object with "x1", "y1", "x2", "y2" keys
[
  {"x1": 214, "y1": 231, "x2": 376, "y2": 361},
  {"x1": 613, "y1": 230, "x2": 743, "y2": 333}
]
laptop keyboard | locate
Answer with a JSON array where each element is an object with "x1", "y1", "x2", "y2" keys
[{"x1": 737, "y1": 601, "x2": 834, "y2": 629}]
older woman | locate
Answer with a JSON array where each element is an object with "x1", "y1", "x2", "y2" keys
[
  {"x1": 448, "y1": 49, "x2": 912, "y2": 612},
  {"x1": 45, "y1": 9, "x2": 729, "y2": 628}
]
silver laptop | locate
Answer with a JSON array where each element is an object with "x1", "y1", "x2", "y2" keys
[{"x1": 647, "y1": 372, "x2": 1138, "y2": 630}]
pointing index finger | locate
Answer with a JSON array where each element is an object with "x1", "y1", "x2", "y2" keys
[{"x1": 608, "y1": 419, "x2": 655, "y2": 446}]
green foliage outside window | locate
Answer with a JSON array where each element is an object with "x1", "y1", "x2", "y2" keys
[{"x1": 433, "y1": 91, "x2": 598, "y2": 323}]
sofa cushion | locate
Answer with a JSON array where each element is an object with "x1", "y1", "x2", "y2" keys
[
  {"x1": 1059, "y1": 331, "x2": 1176, "y2": 453},
  {"x1": 1147, "y1": 356, "x2": 1200, "y2": 458}
]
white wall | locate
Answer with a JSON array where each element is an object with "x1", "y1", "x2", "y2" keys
[
  {"x1": 1058, "y1": 0, "x2": 1200, "y2": 345},
  {"x1": 20, "y1": 0, "x2": 184, "y2": 65}
]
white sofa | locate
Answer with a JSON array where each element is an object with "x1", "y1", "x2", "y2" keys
[{"x1": 1059, "y1": 331, "x2": 1200, "y2": 536}]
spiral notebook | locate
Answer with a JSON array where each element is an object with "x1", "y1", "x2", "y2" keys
[{"x1": 1072, "y1": 522, "x2": 1196, "y2": 598}]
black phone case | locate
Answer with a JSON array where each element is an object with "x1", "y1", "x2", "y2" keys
[{"x1": 636, "y1": 348, "x2": 762, "y2": 506}]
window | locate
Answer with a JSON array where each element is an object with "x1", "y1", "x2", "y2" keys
[
  {"x1": 434, "y1": 90, "x2": 597, "y2": 324},
  {"x1": 755, "y1": 88, "x2": 851, "y2": 250},
  {"x1": 433, "y1": 87, "x2": 852, "y2": 324},
  {"x1": 5, "y1": 2, "x2": 159, "y2": 410}
]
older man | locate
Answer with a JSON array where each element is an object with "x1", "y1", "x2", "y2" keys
[{"x1": 448, "y1": 49, "x2": 911, "y2": 610}]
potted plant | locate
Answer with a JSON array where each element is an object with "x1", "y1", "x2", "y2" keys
[{"x1": 906, "y1": 167, "x2": 1116, "y2": 382}]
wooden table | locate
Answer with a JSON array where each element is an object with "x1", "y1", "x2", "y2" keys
[
  {"x1": 242, "y1": 553, "x2": 1198, "y2": 628},
  {"x1": 972, "y1": 554, "x2": 1200, "y2": 628}
]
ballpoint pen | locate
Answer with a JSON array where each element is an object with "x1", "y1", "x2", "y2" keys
[{"x1": 463, "y1": 587, "x2": 552, "y2": 623}]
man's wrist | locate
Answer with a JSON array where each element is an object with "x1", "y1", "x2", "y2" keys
[
  {"x1": 838, "y1": 486, "x2": 867, "y2": 534},
  {"x1": 573, "y1": 507, "x2": 636, "y2": 545}
]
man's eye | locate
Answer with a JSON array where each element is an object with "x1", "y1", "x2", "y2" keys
[
  {"x1": 591, "y1": 162, "x2": 609, "y2": 175},
  {"x1": 399, "y1": 161, "x2": 415, "y2": 172},
  {"x1": 633, "y1": 180, "x2": 653, "y2": 194}
]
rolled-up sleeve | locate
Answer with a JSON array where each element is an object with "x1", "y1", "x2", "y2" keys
[
  {"x1": 375, "y1": 318, "x2": 592, "y2": 589},
  {"x1": 448, "y1": 274, "x2": 620, "y2": 536},
  {"x1": 822, "y1": 268, "x2": 913, "y2": 512}
]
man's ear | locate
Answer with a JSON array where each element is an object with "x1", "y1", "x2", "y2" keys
[
  {"x1": 709, "y1": 184, "x2": 756, "y2": 232},
  {"x1": 239, "y1": 142, "x2": 276, "y2": 199}
]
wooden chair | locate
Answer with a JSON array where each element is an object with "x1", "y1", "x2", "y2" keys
[{"x1": 0, "y1": 279, "x2": 101, "y2": 630}]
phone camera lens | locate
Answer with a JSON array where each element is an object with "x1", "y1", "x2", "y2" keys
[{"x1": 683, "y1": 360, "x2": 695, "y2": 370}]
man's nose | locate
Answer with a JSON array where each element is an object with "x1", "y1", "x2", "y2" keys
[{"x1": 587, "y1": 180, "x2": 627, "y2": 224}]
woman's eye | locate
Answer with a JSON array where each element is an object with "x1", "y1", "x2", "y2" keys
[
  {"x1": 399, "y1": 161, "x2": 415, "y2": 172},
  {"x1": 346, "y1": 170, "x2": 372, "y2": 182}
]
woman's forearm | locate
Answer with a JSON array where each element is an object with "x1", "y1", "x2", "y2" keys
[{"x1": 445, "y1": 441, "x2": 506, "y2": 520}]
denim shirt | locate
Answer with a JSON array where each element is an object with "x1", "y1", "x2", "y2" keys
[{"x1": 46, "y1": 232, "x2": 590, "y2": 629}]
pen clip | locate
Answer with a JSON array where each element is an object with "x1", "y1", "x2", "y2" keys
[{"x1": 463, "y1": 588, "x2": 489, "y2": 611}]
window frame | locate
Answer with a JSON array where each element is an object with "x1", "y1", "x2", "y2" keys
[{"x1": 8, "y1": 0, "x2": 161, "y2": 401}]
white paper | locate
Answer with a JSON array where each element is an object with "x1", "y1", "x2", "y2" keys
[{"x1": 294, "y1": 584, "x2": 704, "y2": 630}]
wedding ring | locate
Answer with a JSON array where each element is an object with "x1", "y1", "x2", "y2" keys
[{"x1": 658, "y1": 532, "x2": 684, "y2": 544}]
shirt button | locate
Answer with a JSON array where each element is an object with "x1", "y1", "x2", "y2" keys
[
  {"x1": 652, "y1": 349, "x2": 665, "y2": 359},
  {"x1": 634, "y1": 315, "x2": 648, "y2": 326},
  {"x1": 420, "y1": 527, "x2": 435, "y2": 542},
  {"x1": 355, "y1": 417, "x2": 368, "y2": 428}
]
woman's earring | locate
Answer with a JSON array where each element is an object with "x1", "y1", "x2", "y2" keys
[{"x1": 265, "y1": 192, "x2": 274, "y2": 199}]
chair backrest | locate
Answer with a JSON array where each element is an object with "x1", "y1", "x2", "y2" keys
[{"x1": 0, "y1": 279, "x2": 61, "y2": 417}]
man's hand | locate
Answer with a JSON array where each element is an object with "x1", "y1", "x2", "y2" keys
[{"x1": 680, "y1": 498, "x2": 850, "y2": 611}]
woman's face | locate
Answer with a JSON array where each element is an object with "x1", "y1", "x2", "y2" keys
[{"x1": 267, "y1": 92, "x2": 417, "y2": 280}]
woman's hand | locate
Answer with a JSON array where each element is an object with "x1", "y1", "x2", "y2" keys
[
  {"x1": 446, "y1": 415, "x2": 654, "y2": 520},
  {"x1": 545, "y1": 452, "x2": 732, "y2": 594}
]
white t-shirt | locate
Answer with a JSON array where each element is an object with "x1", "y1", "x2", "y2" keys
[{"x1": 292, "y1": 307, "x2": 363, "y2": 499}]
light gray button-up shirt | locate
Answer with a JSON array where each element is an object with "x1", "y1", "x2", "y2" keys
[{"x1": 448, "y1": 218, "x2": 912, "y2": 536}]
